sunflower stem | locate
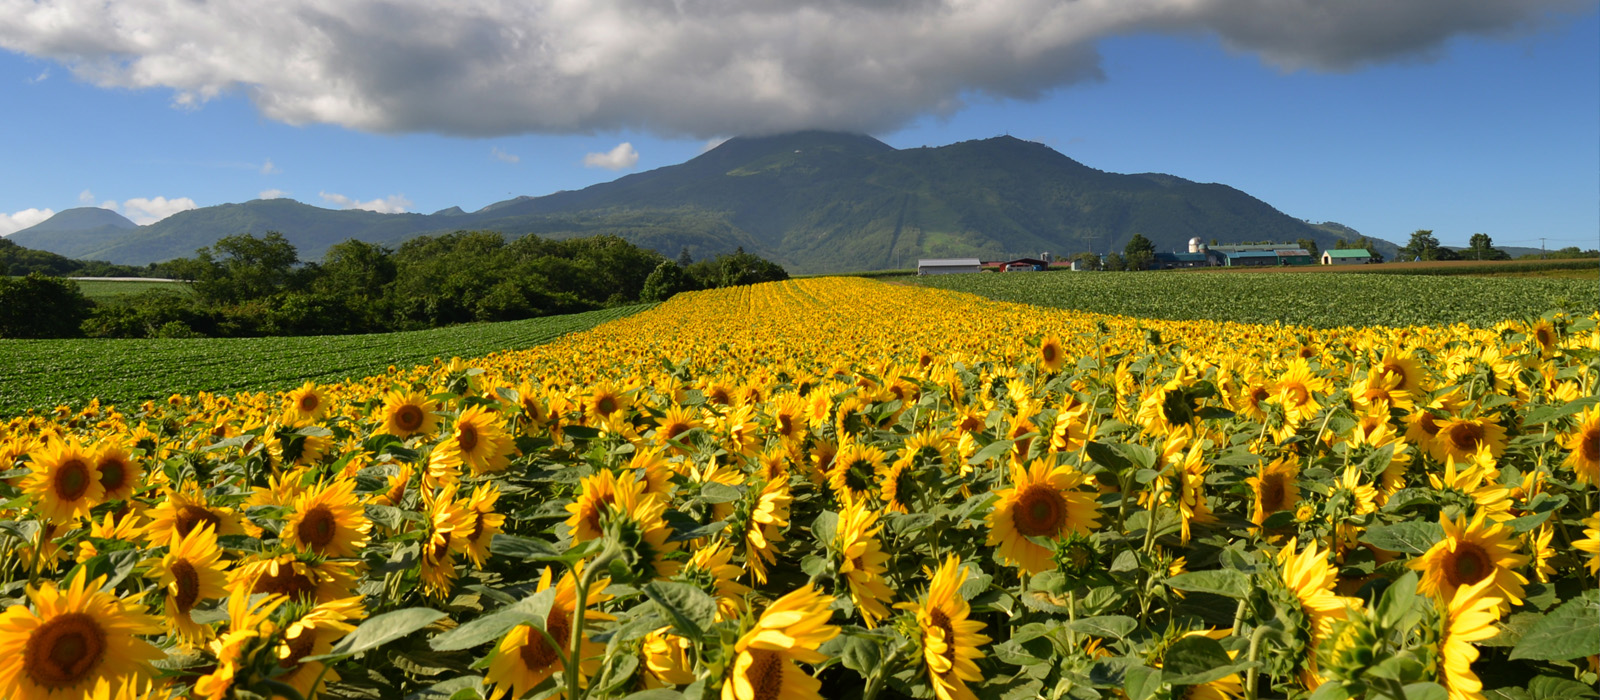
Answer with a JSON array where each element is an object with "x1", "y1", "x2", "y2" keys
[
  {"x1": 26, "y1": 520, "x2": 45, "y2": 586},
  {"x1": 1243, "y1": 623, "x2": 1272, "y2": 700}
]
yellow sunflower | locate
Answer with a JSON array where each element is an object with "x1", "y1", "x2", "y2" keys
[
  {"x1": 682, "y1": 543, "x2": 752, "y2": 619},
  {"x1": 642, "y1": 627, "x2": 695, "y2": 688},
  {"x1": 1248, "y1": 457, "x2": 1300, "y2": 526},
  {"x1": 906, "y1": 555, "x2": 991, "y2": 700},
  {"x1": 584, "y1": 380, "x2": 630, "y2": 425},
  {"x1": 1410, "y1": 513, "x2": 1528, "y2": 610},
  {"x1": 92, "y1": 439, "x2": 143, "y2": 502},
  {"x1": 1279, "y1": 539, "x2": 1360, "y2": 647},
  {"x1": 1271, "y1": 358, "x2": 1331, "y2": 428},
  {"x1": 1574, "y1": 514, "x2": 1600, "y2": 575},
  {"x1": 1373, "y1": 349, "x2": 1426, "y2": 396},
  {"x1": 275, "y1": 597, "x2": 365, "y2": 699},
  {"x1": 227, "y1": 553, "x2": 359, "y2": 604},
  {"x1": 986, "y1": 458, "x2": 1101, "y2": 574},
  {"x1": 461, "y1": 482, "x2": 507, "y2": 570},
  {"x1": 721, "y1": 585, "x2": 840, "y2": 700},
  {"x1": 282, "y1": 478, "x2": 372, "y2": 558},
  {"x1": 143, "y1": 482, "x2": 244, "y2": 546},
  {"x1": 878, "y1": 456, "x2": 918, "y2": 514},
  {"x1": 740, "y1": 477, "x2": 792, "y2": 585},
  {"x1": 370, "y1": 465, "x2": 414, "y2": 509},
  {"x1": 158, "y1": 523, "x2": 230, "y2": 644},
  {"x1": 284, "y1": 381, "x2": 329, "y2": 423},
  {"x1": 1560, "y1": 405, "x2": 1600, "y2": 486},
  {"x1": 827, "y1": 441, "x2": 886, "y2": 505},
  {"x1": 24, "y1": 438, "x2": 105, "y2": 523},
  {"x1": 429, "y1": 405, "x2": 514, "y2": 478},
  {"x1": 1431, "y1": 416, "x2": 1508, "y2": 465},
  {"x1": 485, "y1": 566, "x2": 614, "y2": 700},
  {"x1": 653, "y1": 404, "x2": 702, "y2": 452},
  {"x1": 420, "y1": 484, "x2": 476, "y2": 599},
  {"x1": 566, "y1": 470, "x2": 633, "y2": 544},
  {"x1": 0, "y1": 570, "x2": 164, "y2": 700},
  {"x1": 1438, "y1": 578, "x2": 1501, "y2": 700},
  {"x1": 612, "y1": 485, "x2": 682, "y2": 579},
  {"x1": 835, "y1": 500, "x2": 893, "y2": 627},
  {"x1": 377, "y1": 390, "x2": 439, "y2": 439},
  {"x1": 1039, "y1": 335, "x2": 1067, "y2": 373}
]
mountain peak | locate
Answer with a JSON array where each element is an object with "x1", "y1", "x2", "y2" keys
[{"x1": 19, "y1": 207, "x2": 138, "y2": 234}]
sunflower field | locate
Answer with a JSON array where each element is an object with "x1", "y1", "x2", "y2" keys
[{"x1": 1, "y1": 277, "x2": 1596, "y2": 700}]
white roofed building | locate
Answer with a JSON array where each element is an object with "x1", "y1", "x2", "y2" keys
[{"x1": 917, "y1": 258, "x2": 983, "y2": 275}]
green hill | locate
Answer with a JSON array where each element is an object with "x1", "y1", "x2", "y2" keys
[
  {"x1": 8, "y1": 207, "x2": 138, "y2": 258},
  {"x1": 19, "y1": 132, "x2": 1383, "y2": 273}
]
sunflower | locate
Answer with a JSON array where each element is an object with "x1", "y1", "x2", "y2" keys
[
  {"x1": 827, "y1": 441, "x2": 885, "y2": 505},
  {"x1": 24, "y1": 438, "x2": 105, "y2": 522},
  {"x1": 1171, "y1": 440, "x2": 1216, "y2": 544},
  {"x1": 285, "y1": 381, "x2": 328, "y2": 422},
  {"x1": 1349, "y1": 371, "x2": 1412, "y2": 415},
  {"x1": 566, "y1": 470, "x2": 634, "y2": 544},
  {"x1": 986, "y1": 458, "x2": 1101, "y2": 574},
  {"x1": 721, "y1": 585, "x2": 840, "y2": 700},
  {"x1": 642, "y1": 627, "x2": 696, "y2": 688},
  {"x1": 143, "y1": 482, "x2": 244, "y2": 546},
  {"x1": 228, "y1": 553, "x2": 359, "y2": 604},
  {"x1": 834, "y1": 500, "x2": 893, "y2": 627},
  {"x1": 1527, "y1": 525, "x2": 1555, "y2": 583},
  {"x1": 653, "y1": 405, "x2": 702, "y2": 452},
  {"x1": 92, "y1": 440, "x2": 143, "y2": 502},
  {"x1": 1278, "y1": 539, "x2": 1361, "y2": 658},
  {"x1": 771, "y1": 393, "x2": 809, "y2": 444},
  {"x1": 1431, "y1": 416, "x2": 1507, "y2": 465},
  {"x1": 878, "y1": 456, "x2": 918, "y2": 514},
  {"x1": 1049, "y1": 407, "x2": 1095, "y2": 455},
  {"x1": 1426, "y1": 460, "x2": 1512, "y2": 522},
  {"x1": 461, "y1": 482, "x2": 507, "y2": 570},
  {"x1": 430, "y1": 405, "x2": 514, "y2": 478},
  {"x1": 1560, "y1": 405, "x2": 1600, "y2": 486},
  {"x1": 158, "y1": 523, "x2": 229, "y2": 644},
  {"x1": 1230, "y1": 374, "x2": 1274, "y2": 424},
  {"x1": 377, "y1": 390, "x2": 439, "y2": 439},
  {"x1": 611, "y1": 485, "x2": 682, "y2": 580},
  {"x1": 1574, "y1": 514, "x2": 1600, "y2": 575},
  {"x1": 906, "y1": 555, "x2": 991, "y2": 700},
  {"x1": 275, "y1": 597, "x2": 364, "y2": 699},
  {"x1": 485, "y1": 566, "x2": 614, "y2": 700},
  {"x1": 739, "y1": 477, "x2": 792, "y2": 585},
  {"x1": 1271, "y1": 358, "x2": 1332, "y2": 432},
  {"x1": 1039, "y1": 335, "x2": 1067, "y2": 373},
  {"x1": 420, "y1": 484, "x2": 476, "y2": 599},
  {"x1": 0, "y1": 569, "x2": 164, "y2": 700},
  {"x1": 1248, "y1": 457, "x2": 1300, "y2": 527},
  {"x1": 281, "y1": 478, "x2": 371, "y2": 558},
  {"x1": 1410, "y1": 513, "x2": 1528, "y2": 610},
  {"x1": 584, "y1": 380, "x2": 630, "y2": 425},
  {"x1": 1438, "y1": 578, "x2": 1501, "y2": 700},
  {"x1": 370, "y1": 465, "x2": 414, "y2": 509},
  {"x1": 1373, "y1": 349, "x2": 1426, "y2": 396}
]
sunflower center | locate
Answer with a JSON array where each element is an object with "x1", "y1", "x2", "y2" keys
[
  {"x1": 1448, "y1": 422, "x2": 1485, "y2": 453},
  {"x1": 1418, "y1": 414, "x2": 1441, "y2": 436},
  {"x1": 23, "y1": 612, "x2": 106, "y2": 689},
  {"x1": 1249, "y1": 386, "x2": 1270, "y2": 405},
  {"x1": 1259, "y1": 473, "x2": 1288, "y2": 513},
  {"x1": 279, "y1": 629, "x2": 318, "y2": 671},
  {"x1": 519, "y1": 609, "x2": 570, "y2": 672},
  {"x1": 174, "y1": 505, "x2": 221, "y2": 538},
  {"x1": 663, "y1": 422, "x2": 690, "y2": 441},
  {"x1": 395, "y1": 405, "x2": 424, "y2": 432},
  {"x1": 1284, "y1": 384, "x2": 1310, "y2": 407},
  {"x1": 893, "y1": 469, "x2": 917, "y2": 506},
  {"x1": 746, "y1": 649, "x2": 786, "y2": 700},
  {"x1": 927, "y1": 607, "x2": 957, "y2": 665},
  {"x1": 298, "y1": 393, "x2": 320, "y2": 413},
  {"x1": 170, "y1": 559, "x2": 202, "y2": 612},
  {"x1": 1535, "y1": 328, "x2": 1553, "y2": 348},
  {"x1": 96, "y1": 459, "x2": 127, "y2": 493},
  {"x1": 777, "y1": 414, "x2": 794, "y2": 435},
  {"x1": 384, "y1": 479, "x2": 407, "y2": 506},
  {"x1": 1446, "y1": 543, "x2": 1493, "y2": 588},
  {"x1": 1013, "y1": 484, "x2": 1067, "y2": 537},
  {"x1": 709, "y1": 388, "x2": 730, "y2": 406},
  {"x1": 596, "y1": 396, "x2": 618, "y2": 416},
  {"x1": 297, "y1": 506, "x2": 338, "y2": 549},
  {"x1": 54, "y1": 459, "x2": 93, "y2": 502},
  {"x1": 1041, "y1": 344, "x2": 1059, "y2": 365},
  {"x1": 843, "y1": 461, "x2": 873, "y2": 494},
  {"x1": 1382, "y1": 364, "x2": 1408, "y2": 388},
  {"x1": 457, "y1": 425, "x2": 479, "y2": 453}
]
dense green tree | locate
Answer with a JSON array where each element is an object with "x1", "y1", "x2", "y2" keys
[
  {"x1": 180, "y1": 231, "x2": 302, "y2": 304},
  {"x1": 1465, "y1": 233, "x2": 1509, "y2": 261},
  {"x1": 1295, "y1": 238, "x2": 1320, "y2": 259},
  {"x1": 1124, "y1": 234, "x2": 1155, "y2": 271},
  {"x1": 1104, "y1": 252, "x2": 1127, "y2": 272},
  {"x1": 0, "y1": 274, "x2": 92, "y2": 338},
  {"x1": 641, "y1": 261, "x2": 697, "y2": 301},
  {"x1": 1401, "y1": 230, "x2": 1441, "y2": 261},
  {"x1": 1070, "y1": 252, "x2": 1103, "y2": 271}
]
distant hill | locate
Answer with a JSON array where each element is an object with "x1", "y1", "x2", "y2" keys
[
  {"x1": 8, "y1": 207, "x2": 138, "y2": 259},
  {"x1": 14, "y1": 132, "x2": 1395, "y2": 273}
]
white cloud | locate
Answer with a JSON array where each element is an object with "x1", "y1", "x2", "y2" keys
[
  {"x1": 77, "y1": 189, "x2": 95, "y2": 206},
  {"x1": 490, "y1": 146, "x2": 519, "y2": 163},
  {"x1": 319, "y1": 191, "x2": 412, "y2": 213},
  {"x1": 0, "y1": 1, "x2": 1585, "y2": 138},
  {"x1": 583, "y1": 142, "x2": 639, "y2": 171},
  {"x1": 26, "y1": 68, "x2": 48, "y2": 83},
  {"x1": 0, "y1": 207, "x2": 55, "y2": 236},
  {"x1": 119, "y1": 196, "x2": 198, "y2": 225},
  {"x1": 259, "y1": 188, "x2": 289, "y2": 199},
  {"x1": 700, "y1": 137, "x2": 730, "y2": 154},
  {"x1": 260, "y1": 158, "x2": 280, "y2": 174}
]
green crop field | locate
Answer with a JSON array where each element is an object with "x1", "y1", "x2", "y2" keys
[
  {"x1": 0, "y1": 304, "x2": 649, "y2": 415},
  {"x1": 908, "y1": 271, "x2": 1597, "y2": 328},
  {"x1": 69, "y1": 278, "x2": 193, "y2": 300}
]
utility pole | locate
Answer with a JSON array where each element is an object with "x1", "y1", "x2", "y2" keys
[{"x1": 1540, "y1": 238, "x2": 1547, "y2": 259}]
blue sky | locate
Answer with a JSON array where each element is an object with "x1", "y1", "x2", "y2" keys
[{"x1": 1, "y1": 2, "x2": 1595, "y2": 251}]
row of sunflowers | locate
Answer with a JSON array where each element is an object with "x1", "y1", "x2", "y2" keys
[{"x1": 1, "y1": 277, "x2": 1596, "y2": 700}]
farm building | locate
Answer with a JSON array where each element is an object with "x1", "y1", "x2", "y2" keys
[
  {"x1": 1276, "y1": 249, "x2": 1315, "y2": 265},
  {"x1": 1219, "y1": 250, "x2": 1280, "y2": 267},
  {"x1": 1151, "y1": 252, "x2": 1211, "y2": 269},
  {"x1": 1322, "y1": 249, "x2": 1374, "y2": 265},
  {"x1": 917, "y1": 258, "x2": 983, "y2": 275},
  {"x1": 991, "y1": 257, "x2": 1051, "y2": 272}
]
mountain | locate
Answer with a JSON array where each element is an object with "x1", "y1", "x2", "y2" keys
[
  {"x1": 8, "y1": 207, "x2": 138, "y2": 258},
  {"x1": 19, "y1": 132, "x2": 1388, "y2": 273}
]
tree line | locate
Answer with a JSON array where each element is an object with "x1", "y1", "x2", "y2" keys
[{"x1": 0, "y1": 231, "x2": 787, "y2": 339}]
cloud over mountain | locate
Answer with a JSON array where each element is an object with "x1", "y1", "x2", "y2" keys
[{"x1": 0, "y1": 0, "x2": 1589, "y2": 138}]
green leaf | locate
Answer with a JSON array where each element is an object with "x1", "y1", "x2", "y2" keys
[
  {"x1": 836, "y1": 632, "x2": 885, "y2": 675},
  {"x1": 1360, "y1": 521, "x2": 1443, "y2": 556},
  {"x1": 1522, "y1": 396, "x2": 1599, "y2": 426},
  {"x1": 1162, "y1": 635, "x2": 1239, "y2": 686},
  {"x1": 488, "y1": 534, "x2": 565, "y2": 562},
  {"x1": 366, "y1": 503, "x2": 404, "y2": 530},
  {"x1": 1123, "y1": 665, "x2": 1163, "y2": 700},
  {"x1": 620, "y1": 691, "x2": 686, "y2": 700},
  {"x1": 1527, "y1": 675, "x2": 1600, "y2": 700},
  {"x1": 307, "y1": 607, "x2": 447, "y2": 662},
  {"x1": 699, "y1": 482, "x2": 742, "y2": 504},
  {"x1": 1402, "y1": 682, "x2": 1448, "y2": 700},
  {"x1": 642, "y1": 581, "x2": 717, "y2": 642},
  {"x1": 967, "y1": 439, "x2": 1014, "y2": 466},
  {"x1": 1067, "y1": 616, "x2": 1138, "y2": 639},
  {"x1": 811, "y1": 511, "x2": 839, "y2": 547},
  {"x1": 1166, "y1": 570, "x2": 1251, "y2": 599},
  {"x1": 1510, "y1": 591, "x2": 1600, "y2": 661},
  {"x1": 1377, "y1": 571, "x2": 1419, "y2": 629},
  {"x1": 1084, "y1": 442, "x2": 1133, "y2": 474},
  {"x1": 430, "y1": 590, "x2": 555, "y2": 652}
]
